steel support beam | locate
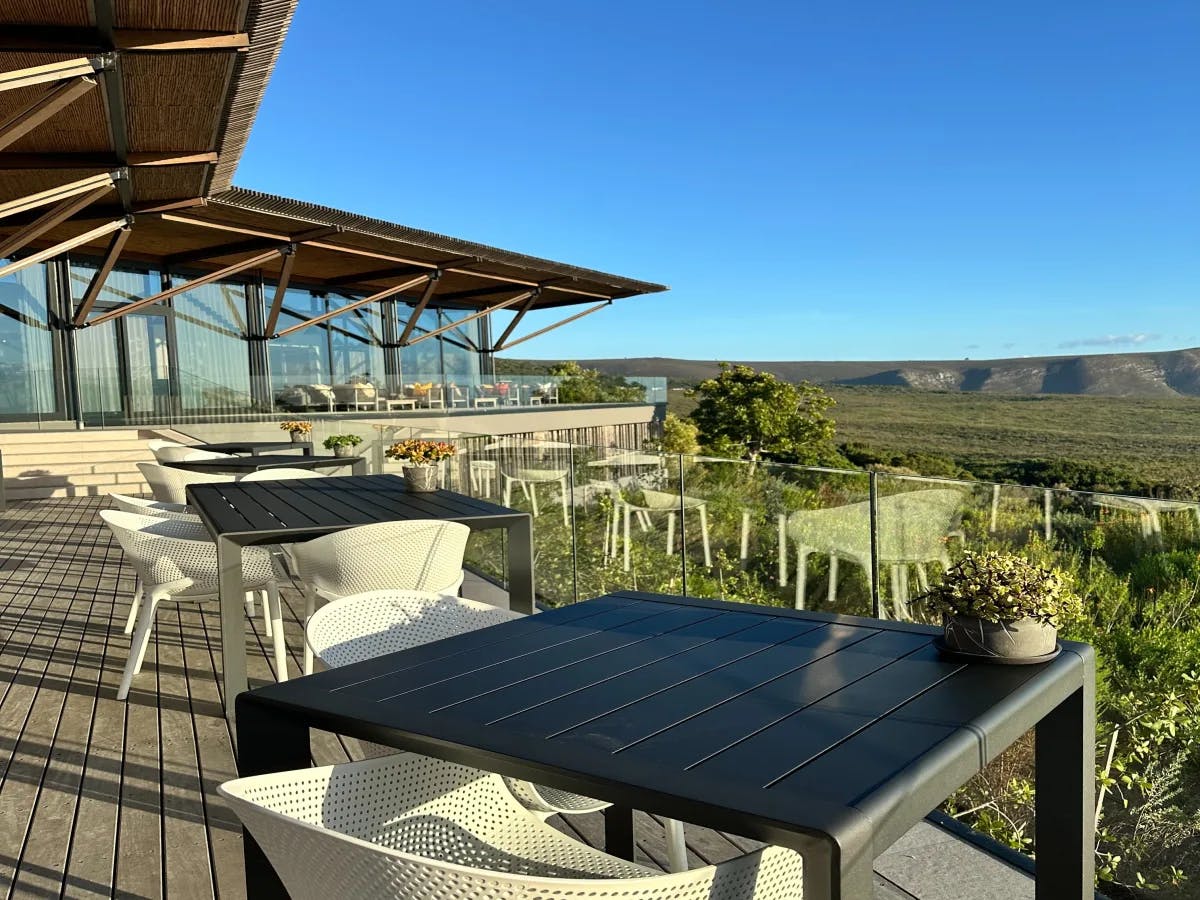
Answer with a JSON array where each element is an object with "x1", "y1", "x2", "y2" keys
[
  {"x1": 493, "y1": 299, "x2": 611, "y2": 352},
  {"x1": 0, "y1": 183, "x2": 113, "y2": 259},
  {"x1": 0, "y1": 27, "x2": 248, "y2": 53},
  {"x1": 0, "y1": 172, "x2": 116, "y2": 221},
  {"x1": 85, "y1": 247, "x2": 283, "y2": 327},
  {"x1": 0, "y1": 217, "x2": 128, "y2": 281},
  {"x1": 162, "y1": 225, "x2": 340, "y2": 268},
  {"x1": 322, "y1": 256, "x2": 479, "y2": 288},
  {"x1": 0, "y1": 76, "x2": 97, "y2": 150},
  {"x1": 490, "y1": 292, "x2": 539, "y2": 351},
  {"x1": 0, "y1": 57, "x2": 98, "y2": 93},
  {"x1": 72, "y1": 224, "x2": 131, "y2": 325},
  {"x1": 395, "y1": 273, "x2": 442, "y2": 346},
  {"x1": 263, "y1": 246, "x2": 298, "y2": 337},
  {"x1": 405, "y1": 292, "x2": 533, "y2": 348},
  {"x1": 273, "y1": 275, "x2": 432, "y2": 339}
]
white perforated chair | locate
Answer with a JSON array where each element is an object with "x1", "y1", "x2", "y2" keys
[
  {"x1": 154, "y1": 446, "x2": 235, "y2": 463},
  {"x1": 137, "y1": 462, "x2": 234, "y2": 505},
  {"x1": 238, "y1": 468, "x2": 328, "y2": 482},
  {"x1": 108, "y1": 492, "x2": 195, "y2": 520},
  {"x1": 99, "y1": 509, "x2": 290, "y2": 698},
  {"x1": 219, "y1": 752, "x2": 804, "y2": 900},
  {"x1": 106, "y1": 495, "x2": 272, "y2": 636},
  {"x1": 148, "y1": 439, "x2": 186, "y2": 461},
  {"x1": 290, "y1": 521, "x2": 469, "y2": 675},
  {"x1": 305, "y1": 592, "x2": 688, "y2": 868}
]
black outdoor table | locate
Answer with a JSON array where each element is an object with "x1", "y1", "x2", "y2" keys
[
  {"x1": 187, "y1": 474, "x2": 535, "y2": 707},
  {"x1": 193, "y1": 440, "x2": 313, "y2": 456},
  {"x1": 164, "y1": 452, "x2": 366, "y2": 476},
  {"x1": 236, "y1": 591, "x2": 1094, "y2": 900}
]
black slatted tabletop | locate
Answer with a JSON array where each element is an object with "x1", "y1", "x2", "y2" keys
[
  {"x1": 164, "y1": 453, "x2": 361, "y2": 474},
  {"x1": 193, "y1": 440, "x2": 313, "y2": 456},
  {"x1": 237, "y1": 591, "x2": 1095, "y2": 900},
  {"x1": 189, "y1": 475, "x2": 536, "y2": 710},
  {"x1": 189, "y1": 474, "x2": 525, "y2": 540}
]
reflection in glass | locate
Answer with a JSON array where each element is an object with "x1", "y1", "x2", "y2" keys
[
  {"x1": 0, "y1": 260, "x2": 55, "y2": 416},
  {"x1": 171, "y1": 277, "x2": 251, "y2": 411},
  {"x1": 268, "y1": 288, "x2": 331, "y2": 411}
]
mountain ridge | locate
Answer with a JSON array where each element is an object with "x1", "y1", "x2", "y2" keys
[{"x1": 506, "y1": 347, "x2": 1200, "y2": 398}]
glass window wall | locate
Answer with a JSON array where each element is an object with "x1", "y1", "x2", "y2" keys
[
  {"x1": 0, "y1": 261, "x2": 56, "y2": 417},
  {"x1": 267, "y1": 288, "x2": 332, "y2": 412},
  {"x1": 171, "y1": 277, "x2": 252, "y2": 412}
]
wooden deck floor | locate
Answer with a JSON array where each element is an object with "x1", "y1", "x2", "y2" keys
[{"x1": 0, "y1": 496, "x2": 1030, "y2": 900}]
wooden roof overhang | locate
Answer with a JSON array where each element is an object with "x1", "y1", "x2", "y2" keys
[
  {"x1": 0, "y1": 186, "x2": 668, "y2": 350},
  {"x1": 0, "y1": 1, "x2": 666, "y2": 352}
]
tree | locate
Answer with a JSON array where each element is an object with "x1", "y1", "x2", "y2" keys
[
  {"x1": 646, "y1": 413, "x2": 700, "y2": 454},
  {"x1": 547, "y1": 361, "x2": 645, "y2": 403},
  {"x1": 689, "y1": 363, "x2": 842, "y2": 464}
]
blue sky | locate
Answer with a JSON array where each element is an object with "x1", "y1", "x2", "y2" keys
[{"x1": 236, "y1": 1, "x2": 1199, "y2": 362}]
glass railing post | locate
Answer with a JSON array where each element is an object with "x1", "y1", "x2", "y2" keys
[
  {"x1": 868, "y1": 470, "x2": 881, "y2": 619},
  {"x1": 677, "y1": 452, "x2": 687, "y2": 598},
  {"x1": 568, "y1": 433, "x2": 579, "y2": 604}
]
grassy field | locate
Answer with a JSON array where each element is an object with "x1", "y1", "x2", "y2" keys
[{"x1": 669, "y1": 385, "x2": 1200, "y2": 486}]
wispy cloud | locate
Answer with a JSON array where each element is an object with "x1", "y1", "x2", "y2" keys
[{"x1": 1058, "y1": 333, "x2": 1161, "y2": 350}]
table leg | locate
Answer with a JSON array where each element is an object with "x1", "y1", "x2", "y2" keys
[
  {"x1": 1035, "y1": 682, "x2": 1095, "y2": 898},
  {"x1": 507, "y1": 516, "x2": 536, "y2": 615},
  {"x1": 236, "y1": 694, "x2": 310, "y2": 899},
  {"x1": 803, "y1": 835, "x2": 874, "y2": 900},
  {"x1": 351, "y1": 457, "x2": 367, "y2": 476},
  {"x1": 603, "y1": 805, "x2": 635, "y2": 861},
  {"x1": 218, "y1": 536, "x2": 248, "y2": 711}
]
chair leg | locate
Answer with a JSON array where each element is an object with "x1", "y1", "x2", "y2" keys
[
  {"x1": 244, "y1": 592, "x2": 255, "y2": 619},
  {"x1": 503, "y1": 475, "x2": 512, "y2": 508},
  {"x1": 559, "y1": 476, "x2": 568, "y2": 527},
  {"x1": 119, "y1": 594, "x2": 159, "y2": 699},
  {"x1": 796, "y1": 548, "x2": 811, "y2": 610},
  {"x1": 124, "y1": 579, "x2": 143, "y2": 635},
  {"x1": 665, "y1": 818, "x2": 688, "y2": 873},
  {"x1": 699, "y1": 505, "x2": 711, "y2": 568},
  {"x1": 529, "y1": 482, "x2": 540, "y2": 518},
  {"x1": 666, "y1": 512, "x2": 676, "y2": 555},
  {"x1": 303, "y1": 587, "x2": 317, "y2": 676},
  {"x1": 266, "y1": 582, "x2": 287, "y2": 682},
  {"x1": 258, "y1": 588, "x2": 272, "y2": 638},
  {"x1": 827, "y1": 555, "x2": 839, "y2": 607}
]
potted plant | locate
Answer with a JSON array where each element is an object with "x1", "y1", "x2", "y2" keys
[
  {"x1": 323, "y1": 434, "x2": 363, "y2": 458},
  {"x1": 920, "y1": 550, "x2": 1080, "y2": 662},
  {"x1": 386, "y1": 438, "x2": 456, "y2": 492},
  {"x1": 280, "y1": 420, "x2": 312, "y2": 443}
]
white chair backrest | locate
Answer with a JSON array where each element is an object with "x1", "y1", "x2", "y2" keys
[
  {"x1": 99, "y1": 508, "x2": 215, "y2": 589},
  {"x1": 306, "y1": 590, "x2": 519, "y2": 669},
  {"x1": 876, "y1": 488, "x2": 965, "y2": 563},
  {"x1": 155, "y1": 446, "x2": 232, "y2": 463},
  {"x1": 290, "y1": 520, "x2": 469, "y2": 598},
  {"x1": 238, "y1": 468, "x2": 328, "y2": 482},
  {"x1": 137, "y1": 462, "x2": 235, "y2": 504},
  {"x1": 109, "y1": 493, "x2": 197, "y2": 521},
  {"x1": 219, "y1": 751, "x2": 804, "y2": 900}
]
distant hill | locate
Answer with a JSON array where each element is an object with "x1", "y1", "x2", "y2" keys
[{"x1": 502, "y1": 348, "x2": 1200, "y2": 397}]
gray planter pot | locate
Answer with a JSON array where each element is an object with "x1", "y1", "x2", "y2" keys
[
  {"x1": 332, "y1": 444, "x2": 354, "y2": 458},
  {"x1": 289, "y1": 431, "x2": 307, "y2": 443},
  {"x1": 402, "y1": 465, "x2": 439, "y2": 492},
  {"x1": 943, "y1": 614, "x2": 1057, "y2": 659}
]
